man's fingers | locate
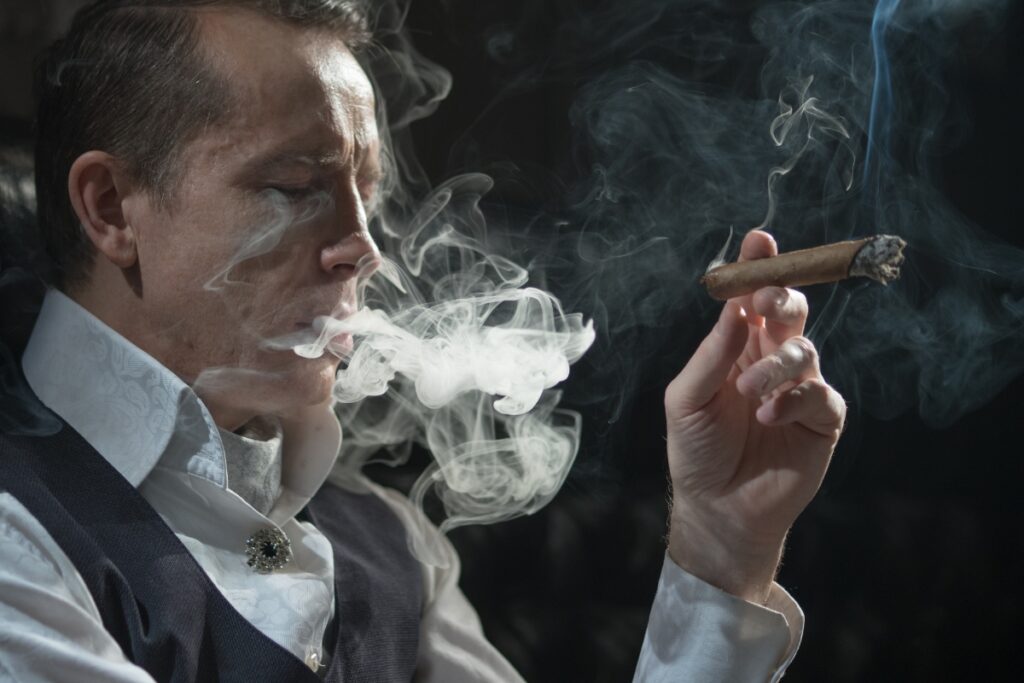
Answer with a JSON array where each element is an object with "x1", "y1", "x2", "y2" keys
[
  {"x1": 665, "y1": 301, "x2": 748, "y2": 412},
  {"x1": 735, "y1": 230, "x2": 778, "y2": 328},
  {"x1": 735, "y1": 336, "x2": 819, "y2": 399},
  {"x1": 738, "y1": 229, "x2": 777, "y2": 262},
  {"x1": 755, "y1": 378, "x2": 847, "y2": 437},
  {"x1": 752, "y1": 287, "x2": 808, "y2": 344}
]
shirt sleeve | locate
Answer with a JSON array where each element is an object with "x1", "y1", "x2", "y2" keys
[
  {"x1": 360, "y1": 482, "x2": 526, "y2": 683},
  {"x1": 0, "y1": 492, "x2": 157, "y2": 683},
  {"x1": 633, "y1": 552, "x2": 804, "y2": 683}
]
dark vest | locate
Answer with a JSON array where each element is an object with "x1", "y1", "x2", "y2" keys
[{"x1": 0, "y1": 419, "x2": 423, "y2": 682}]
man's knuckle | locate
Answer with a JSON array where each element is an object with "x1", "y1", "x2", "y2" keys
[{"x1": 803, "y1": 377, "x2": 827, "y2": 395}]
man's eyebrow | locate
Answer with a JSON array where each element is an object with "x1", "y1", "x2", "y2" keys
[
  {"x1": 240, "y1": 146, "x2": 383, "y2": 185},
  {"x1": 240, "y1": 148, "x2": 348, "y2": 176}
]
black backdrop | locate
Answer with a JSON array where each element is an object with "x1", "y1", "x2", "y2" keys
[
  {"x1": 389, "y1": 2, "x2": 1024, "y2": 682},
  {"x1": 2, "y1": 1, "x2": 1022, "y2": 681}
]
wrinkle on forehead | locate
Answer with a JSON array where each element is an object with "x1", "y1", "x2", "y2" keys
[
  {"x1": 310, "y1": 44, "x2": 377, "y2": 165},
  {"x1": 189, "y1": 7, "x2": 378, "y2": 173}
]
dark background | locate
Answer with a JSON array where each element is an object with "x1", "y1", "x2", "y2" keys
[
  {"x1": 2, "y1": 1, "x2": 1022, "y2": 681},
  {"x1": 396, "y1": 3, "x2": 1024, "y2": 682}
]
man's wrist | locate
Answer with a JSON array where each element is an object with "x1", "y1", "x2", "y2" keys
[{"x1": 666, "y1": 507, "x2": 785, "y2": 605}]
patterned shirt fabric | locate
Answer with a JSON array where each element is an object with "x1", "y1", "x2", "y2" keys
[{"x1": 220, "y1": 416, "x2": 283, "y2": 517}]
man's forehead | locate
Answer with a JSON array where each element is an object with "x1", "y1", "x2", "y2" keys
[
  {"x1": 190, "y1": 7, "x2": 378, "y2": 170},
  {"x1": 195, "y1": 7, "x2": 375, "y2": 112}
]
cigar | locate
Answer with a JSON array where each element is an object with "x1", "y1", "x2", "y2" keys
[{"x1": 700, "y1": 235, "x2": 907, "y2": 301}]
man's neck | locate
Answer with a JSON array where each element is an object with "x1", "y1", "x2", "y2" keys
[{"x1": 205, "y1": 404, "x2": 259, "y2": 434}]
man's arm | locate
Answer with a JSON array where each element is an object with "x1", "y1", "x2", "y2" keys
[
  {"x1": 665, "y1": 229, "x2": 845, "y2": 599},
  {"x1": 0, "y1": 492, "x2": 156, "y2": 683},
  {"x1": 634, "y1": 553, "x2": 802, "y2": 682},
  {"x1": 636, "y1": 229, "x2": 845, "y2": 680}
]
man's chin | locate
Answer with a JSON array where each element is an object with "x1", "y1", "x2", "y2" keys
[
  {"x1": 274, "y1": 353, "x2": 341, "y2": 405},
  {"x1": 193, "y1": 354, "x2": 341, "y2": 422}
]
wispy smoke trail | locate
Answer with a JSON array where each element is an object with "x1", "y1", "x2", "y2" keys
[
  {"x1": 431, "y1": 0, "x2": 1023, "y2": 439},
  {"x1": 863, "y1": 0, "x2": 901, "y2": 197},
  {"x1": 325, "y1": 174, "x2": 594, "y2": 531},
  {"x1": 807, "y1": 0, "x2": 1024, "y2": 423},
  {"x1": 313, "y1": 6, "x2": 599, "y2": 535},
  {"x1": 757, "y1": 75, "x2": 854, "y2": 230}
]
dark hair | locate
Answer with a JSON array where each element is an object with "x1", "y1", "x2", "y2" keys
[{"x1": 33, "y1": 0, "x2": 371, "y2": 290}]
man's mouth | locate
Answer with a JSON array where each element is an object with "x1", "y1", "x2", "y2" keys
[
  {"x1": 299, "y1": 312, "x2": 357, "y2": 358},
  {"x1": 259, "y1": 309, "x2": 357, "y2": 359},
  {"x1": 323, "y1": 330, "x2": 354, "y2": 356}
]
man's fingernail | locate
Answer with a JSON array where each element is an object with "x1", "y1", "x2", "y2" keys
[{"x1": 741, "y1": 372, "x2": 768, "y2": 396}]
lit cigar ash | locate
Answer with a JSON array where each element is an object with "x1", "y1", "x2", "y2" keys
[{"x1": 700, "y1": 235, "x2": 907, "y2": 301}]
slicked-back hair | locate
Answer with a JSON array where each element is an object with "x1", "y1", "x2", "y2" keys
[{"x1": 33, "y1": 0, "x2": 371, "y2": 290}]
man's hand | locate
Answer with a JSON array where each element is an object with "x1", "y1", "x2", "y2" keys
[{"x1": 664, "y1": 229, "x2": 847, "y2": 604}]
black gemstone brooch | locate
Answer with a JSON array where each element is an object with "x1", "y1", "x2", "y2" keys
[{"x1": 245, "y1": 527, "x2": 292, "y2": 574}]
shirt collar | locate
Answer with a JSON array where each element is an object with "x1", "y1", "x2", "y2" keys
[{"x1": 22, "y1": 289, "x2": 342, "y2": 521}]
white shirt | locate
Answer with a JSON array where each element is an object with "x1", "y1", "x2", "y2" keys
[{"x1": 0, "y1": 290, "x2": 803, "y2": 682}]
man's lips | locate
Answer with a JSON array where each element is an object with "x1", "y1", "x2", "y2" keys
[
  {"x1": 326, "y1": 331, "x2": 354, "y2": 356},
  {"x1": 257, "y1": 310, "x2": 357, "y2": 357},
  {"x1": 294, "y1": 314, "x2": 356, "y2": 357}
]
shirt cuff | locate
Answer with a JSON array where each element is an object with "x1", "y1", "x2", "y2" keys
[{"x1": 633, "y1": 553, "x2": 804, "y2": 683}]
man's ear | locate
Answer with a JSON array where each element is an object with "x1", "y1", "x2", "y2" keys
[{"x1": 67, "y1": 151, "x2": 138, "y2": 269}]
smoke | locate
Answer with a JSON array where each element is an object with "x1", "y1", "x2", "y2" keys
[
  {"x1": 200, "y1": 0, "x2": 1022, "y2": 537},
  {"x1": 179, "y1": 5, "x2": 597, "y2": 536},
  {"x1": 806, "y1": 0, "x2": 1024, "y2": 423},
  {"x1": 757, "y1": 75, "x2": 855, "y2": 230},
  {"x1": 411, "y1": 0, "x2": 1022, "y2": 438},
  {"x1": 323, "y1": 174, "x2": 594, "y2": 531},
  {"x1": 3, "y1": 0, "x2": 1021, "y2": 540},
  {"x1": 319, "y1": 11, "x2": 597, "y2": 532}
]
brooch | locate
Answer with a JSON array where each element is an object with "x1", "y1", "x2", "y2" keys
[{"x1": 245, "y1": 527, "x2": 292, "y2": 574}]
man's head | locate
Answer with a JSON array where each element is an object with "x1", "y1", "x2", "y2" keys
[{"x1": 34, "y1": 0, "x2": 384, "y2": 428}]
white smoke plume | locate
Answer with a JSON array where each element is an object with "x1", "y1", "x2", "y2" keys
[
  {"x1": 201, "y1": 0, "x2": 1022, "y2": 527},
  {"x1": 187, "y1": 5, "x2": 597, "y2": 538},
  {"x1": 322, "y1": 174, "x2": 594, "y2": 531}
]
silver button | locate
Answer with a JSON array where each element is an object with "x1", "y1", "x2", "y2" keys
[{"x1": 305, "y1": 649, "x2": 322, "y2": 672}]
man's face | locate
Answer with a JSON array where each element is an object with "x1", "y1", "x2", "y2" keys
[{"x1": 122, "y1": 9, "x2": 381, "y2": 421}]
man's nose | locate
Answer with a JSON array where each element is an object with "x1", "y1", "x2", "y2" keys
[
  {"x1": 319, "y1": 183, "x2": 381, "y2": 279},
  {"x1": 320, "y1": 230, "x2": 380, "y2": 279}
]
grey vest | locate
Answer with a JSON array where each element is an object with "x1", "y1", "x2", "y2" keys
[{"x1": 0, "y1": 418, "x2": 423, "y2": 682}]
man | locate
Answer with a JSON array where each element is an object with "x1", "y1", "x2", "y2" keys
[{"x1": 0, "y1": 1, "x2": 846, "y2": 681}]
